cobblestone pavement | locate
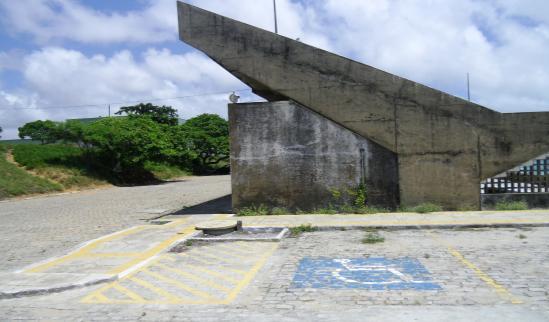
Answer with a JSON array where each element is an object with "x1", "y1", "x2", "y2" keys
[
  {"x1": 0, "y1": 226, "x2": 548, "y2": 321},
  {"x1": 0, "y1": 175, "x2": 230, "y2": 272}
]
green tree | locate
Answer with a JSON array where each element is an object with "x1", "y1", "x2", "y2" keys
[
  {"x1": 18, "y1": 120, "x2": 61, "y2": 144},
  {"x1": 59, "y1": 120, "x2": 88, "y2": 148},
  {"x1": 83, "y1": 116, "x2": 177, "y2": 182},
  {"x1": 181, "y1": 114, "x2": 229, "y2": 173},
  {"x1": 115, "y1": 103, "x2": 179, "y2": 126},
  {"x1": 0, "y1": 125, "x2": 2, "y2": 139}
]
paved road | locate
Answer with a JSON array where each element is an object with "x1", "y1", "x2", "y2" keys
[{"x1": 0, "y1": 175, "x2": 231, "y2": 272}]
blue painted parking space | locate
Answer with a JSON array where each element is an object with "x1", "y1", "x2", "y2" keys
[{"x1": 292, "y1": 257, "x2": 441, "y2": 290}]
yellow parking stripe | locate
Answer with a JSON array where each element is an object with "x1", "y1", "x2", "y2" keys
[
  {"x1": 172, "y1": 261, "x2": 240, "y2": 284},
  {"x1": 112, "y1": 283, "x2": 146, "y2": 303},
  {"x1": 234, "y1": 241, "x2": 265, "y2": 252},
  {"x1": 86, "y1": 252, "x2": 141, "y2": 258},
  {"x1": 199, "y1": 246, "x2": 251, "y2": 261},
  {"x1": 446, "y1": 247, "x2": 522, "y2": 304},
  {"x1": 128, "y1": 276, "x2": 183, "y2": 303},
  {"x1": 176, "y1": 253, "x2": 247, "y2": 275},
  {"x1": 84, "y1": 291, "x2": 110, "y2": 303},
  {"x1": 82, "y1": 240, "x2": 278, "y2": 305},
  {"x1": 222, "y1": 243, "x2": 278, "y2": 304},
  {"x1": 430, "y1": 232, "x2": 523, "y2": 304},
  {"x1": 140, "y1": 269, "x2": 217, "y2": 301},
  {"x1": 214, "y1": 243, "x2": 263, "y2": 256},
  {"x1": 191, "y1": 250, "x2": 248, "y2": 265},
  {"x1": 26, "y1": 226, "x2": 149, "y2": 273},
  {"x1": 154, "y1": 262, "x2": 231, "y2": 292},
  {"x1": 109, "y1": 225, "x2": 196, "y2": 274}
]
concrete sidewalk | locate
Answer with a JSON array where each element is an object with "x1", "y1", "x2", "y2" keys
[{"x1": 174, "y1": 209, "x2": 549, "y2": 229}]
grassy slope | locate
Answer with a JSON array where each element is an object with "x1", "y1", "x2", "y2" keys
[
  {"x1": 12, "y1": 144, "x2": 108, "y2": 189},
  {"x1": 0, "y1": 144, "x2": 62, "y2": 200},
  {"x1": 1, "y1": 143, "x2": 191, "y2": 200}
]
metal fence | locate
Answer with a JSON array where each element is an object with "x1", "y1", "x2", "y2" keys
[{"x1": 481, "y1": 157, "x2": 549, "y2": 194}]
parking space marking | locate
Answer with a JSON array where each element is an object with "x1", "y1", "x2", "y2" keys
[
  {"x1": 24, "y1": 218, "x2": 191, "y2": 274},
  {"x1": 292, "y1": 257, "x2": 441, "y2": 290},
  {"x1": 430, "y1": 232, "x2": 523, "y2": 304},
  {"x1": 81, "y1": 242, "x2": 278, "y2": 305}
]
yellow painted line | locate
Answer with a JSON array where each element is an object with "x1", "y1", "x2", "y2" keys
[
  {"x1": 81, "y1": 282, "x2": 117, "y2": 303},
  {"x1": 221, "y1": 243, "x2": 278, "y2": 304},
  {"x1": 201, "y1": 246, "x2": 252, "y2": 261},
  {"x1": 176, "y1": 253, "x2": 247, "y2": 275},
  {"x1": 162, "y1": 218, "x2": 189, "y2": 228},
  {"x1": 430, "y1": 232, "x2": 523, "y2": 304},
  {"x1": 109, "y1": 225, "x2": 196, "y2": 274},
  {"x1": 171, "y1": 261, "x2": 240, "y2": 284},
  {"x1": 85, "y1": 252, "x2": 141, "y2": 258},
  {"x1": 140, "y1": 269, "x2": 218, "y2": 301},
  {"x1": 190, "y1": 249, "x2": 248, "y2": 266},
  {"x1": 154, "y1": 262, "x2": 231, "y2": 292},
  {"x1": 27, "y1": 216, "x2": 193, "y2": 274},
  {"x1": 26, "y1": 225, "x2": 150, "y2": 273},
  {"x1": 235, "y1": 241, "x2": 267, "y2": 252},
  {"x1": 82, "y1": 240, "x2": 278, "y2": 305},
  {"x1": 128, "y1": 276, "x2": 183, "y2": 303},
  {"x1": 112, "y1": 283, "x2": 146, "y2": 303},
  {"x1": 82, "y1": 289, "x2": 110, "y2": 303},
  {"x1": 214, "y1": 243, "x2": 262, "y2": 256}
]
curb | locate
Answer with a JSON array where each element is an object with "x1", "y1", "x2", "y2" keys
[
  {"x1": 274, "y1": 222, "x2": 549, "y2": 231},
  {"x1": 0, "y1": 273, "x2": 117, "y2": 300}
]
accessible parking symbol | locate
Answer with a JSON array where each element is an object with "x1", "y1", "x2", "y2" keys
[{"x1": 292, "y1": 257, "x2": 441, "y2": 290}]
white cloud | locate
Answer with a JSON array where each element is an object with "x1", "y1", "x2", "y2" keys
[
  {"x1": 303, "y1": 0, "x2": 549, "y2": 111},
  {"x1": 0, "y1": 0, "x2": 549, "y2": 140},
  {"x1": 0, "y1": 0, "x2": 177, "y2": 44},
  {"x1": 0, "y1": 47, "x2": 250, "y2": 139}
]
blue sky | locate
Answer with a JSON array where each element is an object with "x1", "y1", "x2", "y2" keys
[{"x1": 0, "y1": 0, "x2": 548, "y2": 139}]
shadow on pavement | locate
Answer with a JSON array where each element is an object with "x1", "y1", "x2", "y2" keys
[{"x1": 169, "y1": 194, "x2": 233, "y2": 215}]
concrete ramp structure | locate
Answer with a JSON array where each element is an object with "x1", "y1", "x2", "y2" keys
[{"x1": 177, "y1": 2, "x2": 549, "y2": 210}]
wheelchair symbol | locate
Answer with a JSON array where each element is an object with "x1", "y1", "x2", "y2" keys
[{"x1": 331, "y1": 259, "x2": 429, "y2": 285}]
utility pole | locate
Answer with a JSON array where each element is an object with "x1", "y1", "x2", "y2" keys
[
  {"x1": 467, "y1": 73, "x2": 471, "y2": 101},
  {"x1": 108, "y1": 104, "x2": 111, "y2": 117},
  {"x1": 273, "y1": 0, "x2": 278, "y2": 34}
]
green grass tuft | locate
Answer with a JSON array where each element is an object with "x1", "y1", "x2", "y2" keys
[
  {"x1": 236, "y1": 204, "x2": 270, "y2": 216},
  {"x1": 495, "y1": 200, "x2": 529, "y2": 211},
  {"x1": 289, "y1": 224, "x2": 317, "y2": 236},
  {"x1": 144, "y1": 162, "x2": 190, "y2": 180},
  {"x1": 401, "y1": 203, "x2": 443, "y2": 213},
  {"x1": 362, "y1": 231, "x2": 385, "y2": 244}
]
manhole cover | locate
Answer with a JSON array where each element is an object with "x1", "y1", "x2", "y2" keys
[{"x1": 195, "y1": 220, "x2": 238, "y2": 236}]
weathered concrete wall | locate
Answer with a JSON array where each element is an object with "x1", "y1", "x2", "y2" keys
[
  {"x1": 229, "y1": 101, "x2": 399, "y2": 211},
  {"x1": 177, "y1": 2, "x2": 549, "y2": 209},
  {"x1": 481, "y1": 193, "x2": 549, "y2": 209}
]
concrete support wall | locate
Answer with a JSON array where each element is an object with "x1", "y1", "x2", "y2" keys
[
  {"x1": 178, "y1": 2, "x2": 549, "y2": 210},
  {"x1": 229, "y1": 101, "x2": 399, "y2": 211}
]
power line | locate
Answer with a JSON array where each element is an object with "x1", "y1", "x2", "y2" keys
[{"x1": 0, "y1": 88, "x2": 252, "y2": 110}]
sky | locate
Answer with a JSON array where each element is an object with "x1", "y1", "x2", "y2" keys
[{"x1": 0, "y1": 0, "x2": 548, "y2": 139}]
